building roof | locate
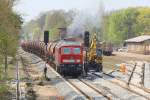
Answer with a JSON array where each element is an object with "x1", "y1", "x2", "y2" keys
[{"x1": 125, "y1": 35, "x2": 150, "y2": 43}]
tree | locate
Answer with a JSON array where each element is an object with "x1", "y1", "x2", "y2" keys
[
  {"x1": 45, "y1": 10, "x2": 68, "y2": 40},
  {"x1": 23, "y1": 9, "x2": 76, "y2": 41},
  {"x1": 0, "y1": 0, "x2": 22, "y2": 77},
  {"x1": 104, "y1": 7, "x2": 150, "y2": 45},
  {"x1": 136, "y1": 7, "x2": 150, "y2": 34}
]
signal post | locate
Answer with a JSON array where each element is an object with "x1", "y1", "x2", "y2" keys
[{"x1": 44, "y1": 31, "x2": 49, "y2": 80}]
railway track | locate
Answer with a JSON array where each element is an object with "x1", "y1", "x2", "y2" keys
[
  {"x1": 120, "y1": 62, "x2": 150, "y2": 93},
  {"x1": 127, "y1": 62, "x2": 143, "y2": 86},
  {"x1": 144, "y1": 62, "x2": 150, "y2": 90},
  {"x1": 66, "y1": 70, "x2": 150, "y2": 100},
  {"x1": 93, "y1": 72, "x2": 150, "y2": 100},
  {"x1": 79, "y1": 79, "x2": 120, "y2": 100},
  {"x1": 67, "y1": 79, "x2": 109, "y2": 100},
  {"x1": 110, "y1": 61, "x2": 150, "y2": 93},
  {"x1": 127, "y1": 62, "x2": 137, "y2": 85},
  {"x1": 127, "y1": 62, "x2": 148, "y2": 90},
  {"x1": 141, "y1": 63, "x2": 145, "y2": 87}
]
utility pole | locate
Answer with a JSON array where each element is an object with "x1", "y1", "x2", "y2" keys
[
  {"x1": 16, "y1": 60, "x2": 20, "y2": 100},
  {"x1": 44, "y1": 44, "x2": 48, "y2": 79}
]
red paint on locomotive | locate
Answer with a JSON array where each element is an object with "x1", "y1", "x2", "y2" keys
[{"x1": 47, "y1": 40, "x2": 83, "y2": 66}]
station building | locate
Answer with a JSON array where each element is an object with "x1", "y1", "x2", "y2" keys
[{"x1": 125, "y1": 35, "x2": 150, "y2": 55}]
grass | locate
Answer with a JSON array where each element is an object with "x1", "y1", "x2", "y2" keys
[
  {"x1": 0, "y1": 80, "x2": 12, "y2": 100},
  {"x1": 0, "y1": 84, "x2": 9, "y2": 94},
  {"x1": 0, "y1": 57, "x2": 30, "y2": 99}
]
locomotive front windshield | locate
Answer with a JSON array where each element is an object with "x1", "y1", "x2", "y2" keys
[
  {"x1": 63, "y1": 48, "x2": 71, "y2": 54},
  {"x1": 73, "y1": 48, "x2": 81, "y2": 54},
  {"x1": 62, "y1": 47, "x2": 81, "y2": 54}
]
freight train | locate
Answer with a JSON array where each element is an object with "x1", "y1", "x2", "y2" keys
[
  {"x1": 21, "y1": 31, "x2": 104, "y2": 77},
  {"x1": 21, "y1": 40, "x2": 84, "y2": 77}
]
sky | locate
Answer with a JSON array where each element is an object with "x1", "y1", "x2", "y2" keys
[{"x1": 14, "y1": 0, "x2": 150, "y2": 23}]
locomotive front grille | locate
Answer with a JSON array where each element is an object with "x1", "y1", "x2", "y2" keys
[{"x1": 60, "y1": 64, "x2": 83, "y2": 75}]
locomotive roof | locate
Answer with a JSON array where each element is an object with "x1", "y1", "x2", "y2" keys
[{"x1": 56, "y1": 40, "x2": 82, "y2": 47}]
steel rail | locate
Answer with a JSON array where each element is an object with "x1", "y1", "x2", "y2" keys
[
  {"x1": 67, "y1": 79, "x2": 109, "y2": 100},
  {"x1": 127, "y1": 63, "x2": 137, "y2": 85},
  {"x1": 93, "y1": 73, "x2": 150, "y2": 100},
  {"x1": 67, "y1": 79, "x2": 92, "y2": 100},
  {"x1": 79, "y1": 79, "x2": 115, "y2": 100}
]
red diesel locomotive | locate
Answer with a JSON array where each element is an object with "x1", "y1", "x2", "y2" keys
[{"x1": 47, "y1": 40, "x2": 83, "y2": 76}]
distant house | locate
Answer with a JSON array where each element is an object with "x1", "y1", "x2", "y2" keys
[{"x1": 125, "y1": 35, "x2": 150, "y2": 55}]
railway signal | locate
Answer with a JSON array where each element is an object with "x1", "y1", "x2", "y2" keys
[
  {"x1": 84, "y1": 31, "x2": 90, "y2": 47},
  {"x1": 84, "y1": 31, "x2": 90, "y2": 75},
  {"x1": 44, "y1": 30, "x2": 49, "y2": 45}
]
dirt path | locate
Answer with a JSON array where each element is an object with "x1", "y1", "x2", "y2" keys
[
  {"x1": 114, "y1": 52, "x2": 150, "y2": 62},
  {"x1": 103, "y1": 52, "x2": 150, "y2": 71}
]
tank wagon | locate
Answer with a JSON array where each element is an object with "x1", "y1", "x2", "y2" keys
[{"x1": 21, "y1": 41, "x2": 46, "y2": 60}]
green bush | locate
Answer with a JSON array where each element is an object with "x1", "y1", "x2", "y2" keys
[{"x1": 0, "y1": 84, "x2": 9, "y2": 94}]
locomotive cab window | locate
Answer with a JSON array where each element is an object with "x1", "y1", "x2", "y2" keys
[
  {"x1": 63, "y1": 48, "x2": 71, "y2": 54},
  {"x1": 74, "y1": 48, "x2": 81, "y2": 54}
]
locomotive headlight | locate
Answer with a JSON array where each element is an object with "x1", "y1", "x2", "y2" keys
[
  {"x1": 76, "y1": 59, "x2": 80, "y2": 63},
  {"x1": 62, "y1": 59, "x2": 67, "y2": 63},
  {"x1": 63, "y1": 59, "x2": 75, "y2": 63}
]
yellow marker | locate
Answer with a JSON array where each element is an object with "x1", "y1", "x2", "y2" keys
[{"x1": 120, "y1": 63, "x2": 126, "y2": 74}]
